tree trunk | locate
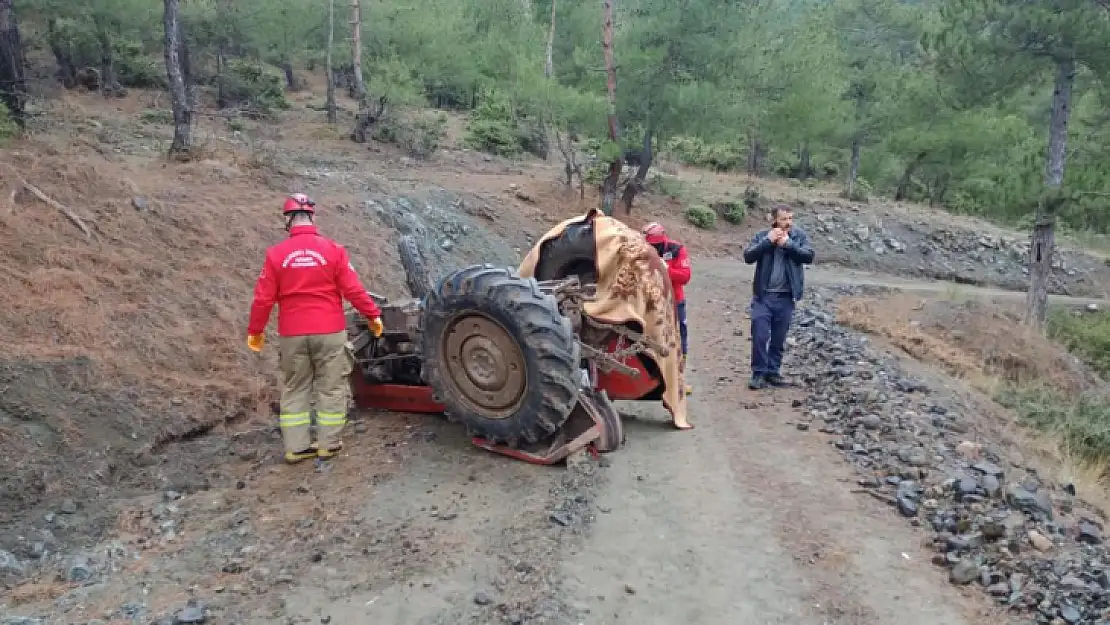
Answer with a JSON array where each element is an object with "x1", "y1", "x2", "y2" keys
[
  {"x1": 1025, "y1": 57, "x2": 1075, "y2": 328},
  {"x1": 325, "y1": 0, "x2": 337, "y2": 124},
  {"x1": 895, "y1": 151, "x2": 927, "y2": 201},
  {"x1": 797, "y1": 142, "x2": 811, "y2": 180},
  {"x1": 746, "y1": 135, "x2": 765, "y2": 175},
  {"x1": 281, "y1": 60, "x2": 297, "y2": 90},
  {"x1": 350, "y1": 0, "x2": 366, "y2": 106},
  {"x1": 349, "y1": 0, "x2": 371, "y2": 142},
  {"x1": 215, "y1": 0, "x2": 231, "y2": 109},
  {"x1": 95, "y1": 21, "x2": 117, "y2": 97},
  {"x1": 621, "y1": 125, "x2": 653, "y2": 213},
  {"x1": 544, "y1": 0, "x2": 557, "y2": 79},
  {"x1": 846, "y1": 138, "x2": 861, "y2": 198},
  {"x1": 47, "y1": 18, "x2": 76, "y2": 89},
  {"x1": 179, "y1": 22, "x2": 197, "y2": 110},
  {"x1": 0, "y1": 0, "x2": 27, "y2": 126},
  {"x1": 163, "y1": 0, "x2": 191, "y2": 155},
  {"x1": 599, "y1": 0, "x2": 620, "y2": 216}
]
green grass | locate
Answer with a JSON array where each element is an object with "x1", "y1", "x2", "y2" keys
[
  {"x1": 998, "y1": 385, "x2": 1110, "y2": 465},
  {"x1": 1047, "y1": 308, "x2": 1110, "y2": 378}
]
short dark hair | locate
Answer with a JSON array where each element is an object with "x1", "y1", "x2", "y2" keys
[{"x1": 771, "y1": 204, "x2": 793, "y2": 219}]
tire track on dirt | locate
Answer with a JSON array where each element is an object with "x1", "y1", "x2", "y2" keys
[{"x1": 555, "y1": 267, "x2": 991, "y2": 625}]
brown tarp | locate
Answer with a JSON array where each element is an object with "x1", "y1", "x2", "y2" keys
[{"x1": 518, "y1": 209, "x2": 691, "y2": 429}]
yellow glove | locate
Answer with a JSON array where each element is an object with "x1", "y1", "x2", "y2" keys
[
  {"x1": 246, "y1": 334, "x2": 265, "y2": 352},
  {"x1": 368, "y1": 317, "x2": 384, "y2": 338}
]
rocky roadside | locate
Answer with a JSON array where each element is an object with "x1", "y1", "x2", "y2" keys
[
  {"x1": 786, "y1": 285, "x2": 1110, "y2": 625},
  {"x1": 793, "y1": 203, "x2": 1110, "y2": 299},
  {"x1": 0, "y1": 422, "x2": 607, "y2": 625}
]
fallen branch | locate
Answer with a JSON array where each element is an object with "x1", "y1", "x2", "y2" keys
[{"x1": 1, "y1": 164, "x2": 94, "y2": 239}]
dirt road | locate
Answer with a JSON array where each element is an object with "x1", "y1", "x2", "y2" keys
[
  {"x1": 6, "y1": 261, "x2": 1008, "y2": 625},
  {"x1": 248, "y1": 263, "x2": 994, "y2": 624}
]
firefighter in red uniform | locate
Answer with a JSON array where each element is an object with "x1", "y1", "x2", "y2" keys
[
  {"x1": 247, "y1": 193, "x2": 384, "y2": 463},
  {"x1": 642, "y1": 222, "x2": 694, "y2": 395}
]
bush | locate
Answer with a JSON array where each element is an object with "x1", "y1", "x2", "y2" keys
[
  {"x1": 140, "y1": 109, "x2": 174, "y2": 125},
  {"x1": 665, "y1": 136, "x2": 744, "y2": 172},
  {"x1": 840, "y1": 176, "x2": 872, "y2": 202},
  {"x1": 115, "y1": 40, "x2": 167, "y2": 89},
  {"x1": 685, "y1": 205, "x2": 716, "y2": 229},
  {"x1": 0, "y1": 103, "x2": 16, "y2": 141},
  {"x1": 222, "y1": 60, "x2": 290, "y2": 117},
  {"x1": 998, "y1": 386, "x2": 1110, "y2": 466},
  {"x1": 649, "y1": 173, "x2": 687, "y2": 200},
  {"x1": 463, "y1": 93, "x2": 547, "y2": 158},
  {"x1": 374, "y1": 111, "x2": 448, "y2": 159},
  {"x1": 713, "y1": 201, "x2": 746, "y2": 225},
  {"x1": 1048, "y1": 309, "x2": 1110, "y2": 378}
]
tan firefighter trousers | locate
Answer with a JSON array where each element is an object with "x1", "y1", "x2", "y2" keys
[{"x1": 277, "y1": 331, "x2": 354, "y2": 453}]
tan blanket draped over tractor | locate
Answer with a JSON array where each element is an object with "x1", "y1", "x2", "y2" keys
[{"x1": 518, "y1": 209, "x2": 691, "y2": 429}]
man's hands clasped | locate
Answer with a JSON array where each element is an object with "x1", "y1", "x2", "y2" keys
[{"x1": 768, "y1": 227, "x2": 790, "y2": 247}]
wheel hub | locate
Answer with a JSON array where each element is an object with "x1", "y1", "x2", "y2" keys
[{"x1": 442, "y1": 315, "x2": 526, "y2": 418}]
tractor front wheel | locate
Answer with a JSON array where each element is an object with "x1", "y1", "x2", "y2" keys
[{"x1": 419, "y1": 265, "x2": 580, "y2": 446}]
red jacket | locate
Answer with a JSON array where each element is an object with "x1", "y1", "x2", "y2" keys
[
  {"x1": 653, "y1": 239, "x2": 691, "y2": 303},
  {"x1": 248, "y1": 225, "x2": 382, "y2": 337}
]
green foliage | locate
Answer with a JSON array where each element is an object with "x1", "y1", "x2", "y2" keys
[
  {"x1": 1047, "y1": 309, "x2": 1110, "y2": 378},
  {"x1": 685, "y1": 205, "x2": 716, "y2": 229},
  {"x1": 223, "y1": 60, "x2": 290, "y2": 117},
  {"x1": 841, "y1": 177, "x2": 873, "y2": 203},
  {"x1": 114, "y1": 40, "x2": 166, "y2": 89},
  {"x1": 8, "y1": 0, "x2": 1110, "y2": 234},
  {"x1": 0, "y1": 103, "x2": 16, "y2": 141},
  {"x1": 463, "y1": 92, "x2": 546, "y2": 158},
  {"x1": 374, "y1": 111, "x2": 449, "y2": 159},
  {"x1": 140, "y1": 109, "x2": 174, "y2": 125},
  {"x1": 998, "y1": 386, "x2": 1110, "y2": 467},
  {"x1": 714, "y1": 201, "x2": 746, "y2": 225},
  {"x1": 664, "y1": 136, "x2": 743, "y2": 172}
]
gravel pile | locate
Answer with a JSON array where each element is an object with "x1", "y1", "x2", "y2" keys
[
  {"x1": 789, "y1": 286, "x2": 1110, "y2": 625},
  {"x1": 795, "y1": 205, "x2": 1110, "y2": 298}
]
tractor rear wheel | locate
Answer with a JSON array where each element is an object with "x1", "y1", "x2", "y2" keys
[
  {"x1": 398, "y1": 235, "x2": 433, "y2": 299},
  {"x1": 532, "y1": 220, "x2": 598, "y2": 283},
  {"x1": 419, "y1": 265, "x2": 580, "y2": 446}
]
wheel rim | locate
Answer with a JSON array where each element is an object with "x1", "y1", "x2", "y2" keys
[{"x1": 441, "y1": 313, "x2": 527, "y2": 419}]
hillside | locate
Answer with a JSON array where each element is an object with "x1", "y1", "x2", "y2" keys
[{"x1": 2, "y1": 81, "x2": 1110, "y2": 625}]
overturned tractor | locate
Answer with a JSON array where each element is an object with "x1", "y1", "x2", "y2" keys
[{"x1": 346, "y1": 211, "x2": 687, "y2": 464}]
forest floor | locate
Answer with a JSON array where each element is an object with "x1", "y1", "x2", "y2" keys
[{"x1": 3, "y1": 83, "x2": 1110, "y2": 625}]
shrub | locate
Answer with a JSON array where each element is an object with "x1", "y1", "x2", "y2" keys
[
  {"x1": 685, "y1": 205, "x2": 716, "y2": 229},
  {"x1": 374, "y1": 111, "x2": 448, "y2": 159},
  {"x1": 0, "y1": 103, "x2": 16, "y2": 141},
  {"x1": 998, "y1": 386, "x2": 1110, "y2": 466},
  {"x1": 463, "y1": 93, "x2": 547, "y2": 158},
  {"x1": 1048, "y1": 308, "x2": 1110, "y2": 378},
  {"x1": 742, "y1": 185, "x2": 761, "y2": 212},
  {"x1": 840, "y1": 176, "x2": 872, "y2": 202},
  {"x1": 665, "y1": 136, "x2": 744, "y2": 172},
  {"x1": 713, "y1": 201, "x2": 745, "y2": 225},
  {"x1": 115, "y1": 40, "x2": 167, "y2": 89},
  {"x1": 140, "y1": 109, "x2": 174, "y2": 125},
  {"x1": 222, "y1": 60, "x2": 290, "y2": 117}
]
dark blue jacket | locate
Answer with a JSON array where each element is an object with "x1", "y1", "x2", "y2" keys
[{"x1": 742, "y1": 227, "x2": 815, "y2": 301}]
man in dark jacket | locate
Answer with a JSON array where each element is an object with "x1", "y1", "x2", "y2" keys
[{"x1": 742, "y1": 204, "x2": 815, "y2": 390}]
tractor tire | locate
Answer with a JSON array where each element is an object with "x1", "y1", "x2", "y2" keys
[
  {"x1": 532, "y1": 220, "x2": 598, "y2": 283},
  {"x1": 419, "y1": 265, "x2": 581, "y2": 446},
  {"x1": 398, "y1": 235, "x2": 433, "y2": 299}
]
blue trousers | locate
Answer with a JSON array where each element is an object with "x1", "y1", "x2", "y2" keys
[
  {"x1": 750, "y1": 292, "x2": 795, "y2": 376},
  {"x1": 676, "y1": 300, "x2": 688, "y2": 355}
]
